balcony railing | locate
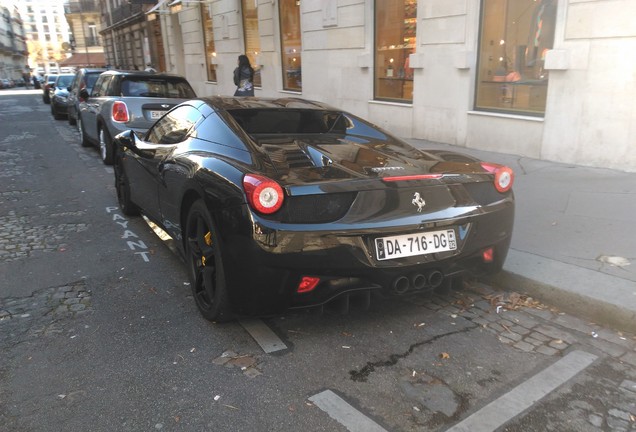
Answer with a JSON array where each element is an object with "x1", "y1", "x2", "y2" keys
[
  {"x1": 64, "y1": 0, "x2": 100, "y2": 14},
  {"x1": 110, "y1": 3, "x2": 143, "y2": 26},
  {"x1": 85, "y1": 36, "x2": 101, "y2": 47}
]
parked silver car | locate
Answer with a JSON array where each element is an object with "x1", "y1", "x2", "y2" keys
[{"x1": 78, "y1": 70, "x2": 197, "y2": 165}]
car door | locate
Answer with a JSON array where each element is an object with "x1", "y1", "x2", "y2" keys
[
  {"x1": 125, "y1": 105, "x2": 201, "y2": 224},
  {"x1": 67, "y1": 73, "x2": 79, "y2": 119},
  {"x1": 82, "y1": 75, "x2": 113, "y2": 142}
]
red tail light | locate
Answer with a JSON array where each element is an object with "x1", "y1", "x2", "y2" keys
[
  {"x1": 480, "y1": 163, "x2": 514, "y2": 193},
  {"x1": 482, "y1": 247, "x2": 494, "y2": 263},
  {"x1": 112, "y1": 101, "x2": 129, "y2": 123},
  {"x1": 243, "y1": 174, "x2": 284, "y2": 214},
  {"x1": 297, "y1": 276, "x2": 320, "y2": 293}
]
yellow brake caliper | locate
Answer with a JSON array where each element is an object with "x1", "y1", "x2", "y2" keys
[{"x1": 201, "y1": 231, "x2": 212, "y2": 266}]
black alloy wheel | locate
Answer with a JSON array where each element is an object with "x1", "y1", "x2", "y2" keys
[
  {"x1": 185, "y1": 200, "x2": 231, "y2": 322},
  {"x1": 114, "y1": 156, "x2": 139, "y2": 216}
]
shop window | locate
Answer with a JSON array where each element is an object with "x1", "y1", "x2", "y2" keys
[
  {"x1": 200, "y1": 4, "x2": 217, "y2": 82},
  {"x1": 241, "y1": 0, "x2": 261, "y2": 88},
  {"x1": 279, "y1": 0, "x2": 302, "y2": 91},
  {"x1": 475, "y1": 0, "x2": 557, "y2": 116},
  {"x1": 374, "y1": 0, "x2": 416, "y2": 103}
]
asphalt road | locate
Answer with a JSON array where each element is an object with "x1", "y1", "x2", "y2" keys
[{"x1": 1, "y1": 89, "x2": 635, "y2": 432}]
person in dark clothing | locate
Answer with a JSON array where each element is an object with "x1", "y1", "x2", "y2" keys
[{"x1": 233, "y1": 54, "x2": 254, "y2": 96}]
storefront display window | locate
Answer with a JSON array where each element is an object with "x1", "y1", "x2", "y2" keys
[
  {"x1": 201, "y1": 5, "x2": 216, "y2": 82},
  {"x1": 475, "y1": 0, "x2": 557, "y2": 116},
  {"x1": 241, "y1": 0, "x2": 261, "y2": 88},
  {"x1": 374, "y1": 0, "x2": 416, "y2": 102},
  {"x1": 279, "y1": 0, "x2": 302, "y2": 91}
]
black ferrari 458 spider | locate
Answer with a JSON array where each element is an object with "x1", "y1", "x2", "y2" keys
[{"x1": 113, "y1": 97, "x2": 514, "y2": 322}]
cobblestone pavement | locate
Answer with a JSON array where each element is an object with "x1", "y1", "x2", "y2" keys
[
  {"x1": 417, "y1": 283, "x2": 636, "y2": 431},
  {"x1": 0, "y1": 210, "x2": 88, "y2": 262},
  {"x1": 0, "y1": 280, "x2": 93, "y2": 346}
]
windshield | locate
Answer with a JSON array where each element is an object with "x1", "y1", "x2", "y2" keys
[
  {"x1": 120, "y1": 77, "x2": 196, "y2": 98},
  {"x1": 56, "y1": 75, "x2": 74, "y2": 88}
]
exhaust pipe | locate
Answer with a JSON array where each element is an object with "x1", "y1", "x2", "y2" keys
[
  {"x1": 392, "y1": 276, "x2": 410, "y2": 295},
  {"x1": 411, "y1": 273, "x2": 427, "y2": 290},
  {"x1": 427, "y1": 270, "x2": 444, "y2": 289}
]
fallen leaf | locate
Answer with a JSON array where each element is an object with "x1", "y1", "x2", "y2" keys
[{"x1": 440, "y1": 352, "x2": 450, "y2": 359}]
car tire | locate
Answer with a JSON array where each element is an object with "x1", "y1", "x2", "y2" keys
[
  {"x1": 78, "y1": 117, "x2": 90, "y2": 147},
  {"x1": 99, "y1": 126, "x2": 114, "y2": 165},
  {"x1": 52, "y1": 104, "x2": 63, "y2": 120},
  {"x1": 114, "y1": 155, "x2": 140, "y2": 216},
  {"x1": 185, "y1": 200, "x2": 232, "y2": 322}
]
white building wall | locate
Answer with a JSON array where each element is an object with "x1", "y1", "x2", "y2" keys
[
  {"x1": 163, "y1": 0, "x2": 636, "y2": 172},
  {"x1": 541, "y1": 0, "x2": 636, "y2": 171}
]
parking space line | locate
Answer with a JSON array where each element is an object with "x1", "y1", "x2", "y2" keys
[
  {"x1": 309, "y1": 390, "x2": 388, "y2": 432},
  {"x1": 239, "y1": 318, "x2": 287, "y2": 353},
  {"x1": 446, "y1": 350, "x2": 598, "y2": 432}
]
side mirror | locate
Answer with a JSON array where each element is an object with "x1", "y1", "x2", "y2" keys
[
  {"x1": 67, "y1": 86, "x2": 72, "y2": 92},
  {"x1": 114, "y1": 130, "x2": 154, "y2": 158},
  {"x1": 79, "y1": 88, "x2": 90, "y2": 100},
  {"x1": 114, "y1": 130, "x2": 136, "y2": 152}
]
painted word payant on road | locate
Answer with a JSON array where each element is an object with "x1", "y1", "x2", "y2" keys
[{"x1": 106, "y1": 206, "x2": 151, "y2": 262}]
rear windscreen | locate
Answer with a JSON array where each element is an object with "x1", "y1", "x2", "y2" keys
[
  {"x1": 227, "y1": 109, "x2": 351, "y2": 135},
  {"x1": 120, "y1": 78, "x2": 196, "y2": 98}
]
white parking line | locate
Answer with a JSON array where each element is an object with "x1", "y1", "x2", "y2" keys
[
  {"x1": 446, "y1": 350, "x2": 598, "y2": 432},
  {"x1": 239, "y1": 318, "x2": 287, "y2": 353},
  {"x1": 309, "y1": 390, "x2": 388, "y2": 432}
]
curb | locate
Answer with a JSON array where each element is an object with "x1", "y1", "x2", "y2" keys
[{"x1": 487, "y1": 249, "x2": 636, "y2": 334}]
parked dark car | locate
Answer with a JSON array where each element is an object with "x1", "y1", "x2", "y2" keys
[
  {"x1": 66, "y1": 68, "x2": 105, "y2": 126},
  {"x1": 42, "y1": 74, "x2": 58, "y2": 103},
  {"x1": 78, "y1": 70, "x2": 196, "y2": 165},
  {"x1": 50, "y1": 74, "x2": 75, "y2": 120},
  {"x1": 112, "y1": 96, "x2": 515, "y2": 322}
]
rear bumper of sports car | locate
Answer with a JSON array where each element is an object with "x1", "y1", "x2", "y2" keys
[{"x1": 215, "y1": 199, "x2": 514, "y2": 316}]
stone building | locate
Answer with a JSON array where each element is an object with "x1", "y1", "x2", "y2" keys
[
  {"x1": 152, "y1": 0, "x2": 636, "y2": 172},
  {"x1": 99, "y1": 0, "x2": 165, "y2": 71},
  {"x1": 61, "y1": 0, "x2": 106, "y2": 68},
  {"x1": 18, "y1": 0, "x2": 72, "y2": 74},
  {"x1": 0, "y1": 2, "x2": 28, "y2": 81}
]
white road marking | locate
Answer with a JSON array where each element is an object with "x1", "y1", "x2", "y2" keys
[
  {"x1": 446, "y1": 350, "x2": 598, "y2": 432},
  {"x1": 309, "y1": 390, "x2": 388, "y2": 432},
  {"x1": 239, "y1": 318, "x2": 287, "y2": 353}
]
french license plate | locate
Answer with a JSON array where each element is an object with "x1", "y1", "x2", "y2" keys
[
  {"x1": 150, "y1": 110, "x2": 165, "y2": 119},
  {"x1": 375, "y1": 229, "x2": 457, "y2": 261}
]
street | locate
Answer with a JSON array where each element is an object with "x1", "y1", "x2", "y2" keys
[{"x1": 1, "y1": 89, "x2": 635, "y2": 431}]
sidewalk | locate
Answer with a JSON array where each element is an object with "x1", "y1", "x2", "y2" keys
[{"x1": 407, "y1": 138, "x2": 636, "y2": 334}]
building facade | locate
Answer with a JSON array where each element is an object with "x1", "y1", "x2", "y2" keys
[
  {"x1": 61, "y1": 0, "x2": 106, "y2": 68},
  {"x1": 154, "y1": 0, "x2": 635, "y2": 172},
  {"x1": 17, "y1": 0, "x2": 72, "y2": 74},
  {"x1": 0, "y1": 1, "x2": 28, "y2": 81},
  {"x1": 99, "y1": 0, "x2": 164, "y2": 71}
]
